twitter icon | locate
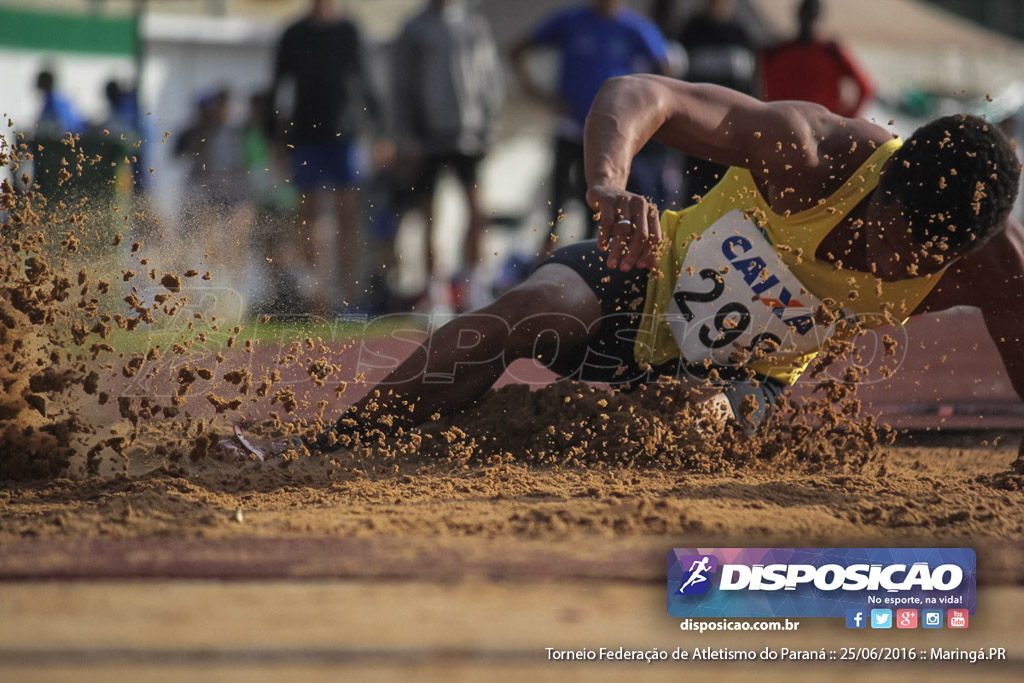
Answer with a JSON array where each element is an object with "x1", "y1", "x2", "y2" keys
[{"x1": 870, "y1": 609, "x2": 892, "y2": 629}]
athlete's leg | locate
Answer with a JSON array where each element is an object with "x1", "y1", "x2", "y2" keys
[
  {"x1": 294, "y1": 191, "x2": 325, "y2": 312},
  {"x1": 345, "y1": 262, "x2": 602, "y2": 429},
  {"x1": 461, "y1": 180, "x2": 487, "y2": 267},
  {"x1": 291, "y1": 144, "x2": 328, "y2": 313},
  {"x1": 331, "y1": 140, "x2": 365, "y2": 307},
  {"x1": 333, "y1": 187, "x2": 361, "y2": 304}
]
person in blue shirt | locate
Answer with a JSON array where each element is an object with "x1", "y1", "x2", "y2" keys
[
  {"x1": 35, "y1": 70, "x2": 86, "y2": 137},
  {"x1": 511, "y1": 0, "x2": 670, "y2": 254}
]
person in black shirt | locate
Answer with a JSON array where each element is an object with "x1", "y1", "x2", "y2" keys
[
  {"x1": 677, "y1": 0, "x2": 757, "y2": 202},
  {"x1": 270, "y1": 0, "x2": 381, "y2": 314}
]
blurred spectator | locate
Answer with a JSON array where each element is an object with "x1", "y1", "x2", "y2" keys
[
  {"x1": 99, "y1": 79, "x2": 147, "y2": 195},
  {"x1": 677, "y1": 0, "x2": 757, "y2": 202},
  {"x1": 242, "y1": 92, "x2": 300, "y2": 314},
  {"x1": 270, "y1": 0, "x2": 381, "y2": 314},
  {"x1": 679, "y1": 0, "x2": 757, "y2": 95},
  {"x1": 101, "y1": 80, "x2": 139, "y2": 138},
  {"x1": 175, "y1": 89, "x2": 247, "y2": 208},
  {"x1": 760, "y1": 0, "x2": 875, "y2": 118},
  {"x1": 510, "y1": 0, "x2": 670, "y2": 253},
  {"x1": 393, "y1": 0, "x2": 504, "y2": 312},
  {"x1": 35, "y1": 69, "x2": 86, "y2": 137},
  {"x1": 174, "y1": 88, "x2": 250, "y2": 272}
]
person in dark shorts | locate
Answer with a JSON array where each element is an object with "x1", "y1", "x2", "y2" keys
[
  {"x1": 402, "y1": 152, "x2": 486, "y2": 311},
  {"x1": 270, "y1": 0, "x2": 381, "y2": 312},
  {"x1": 676, "y1": 0, "x2": 758, "y2": 203},
  {"x1": 393, "y1": 0, "x2": 504, "y2": 311}
]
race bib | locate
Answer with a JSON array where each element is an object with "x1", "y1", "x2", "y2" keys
[{"x1": 667, "y1": 210, "x2": 847, "y2": 366}]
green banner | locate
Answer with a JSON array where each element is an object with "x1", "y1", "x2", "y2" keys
[{"x1": 0, "y1": 7, "x2": 136, "y2": 56}]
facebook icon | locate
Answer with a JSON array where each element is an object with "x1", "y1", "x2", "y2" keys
[{"x1": 845, "y1": 609, "x2": 866, "y2": 629}]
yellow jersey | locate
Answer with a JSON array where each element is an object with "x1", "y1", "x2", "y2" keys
[{"x1": 635, "y1": 138, "x2": 942, "y2": 385}]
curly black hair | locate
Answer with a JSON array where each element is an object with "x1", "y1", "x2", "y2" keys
[{"x1": 878, "y1": 114, "x2": 1020, "y2": 254}]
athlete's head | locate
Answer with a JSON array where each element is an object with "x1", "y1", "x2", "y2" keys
[
  {"x1": 36, "y1": 70, "x2": 55, "y2": 94},
  {"x1": 878, "y1": 114, "x2": 1020, "y2": 265}
]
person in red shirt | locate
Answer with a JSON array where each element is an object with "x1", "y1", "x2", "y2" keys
[{"x1": 760, "y1": 0, "x2": 875, "y2": 118}]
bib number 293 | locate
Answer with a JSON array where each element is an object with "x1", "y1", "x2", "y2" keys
[
  {"x1": 667, "y1": 210, "x2": 836, "y2": 366},
  {"x1": 673, "y1": 270, "x2": 780, "y2": 351}
]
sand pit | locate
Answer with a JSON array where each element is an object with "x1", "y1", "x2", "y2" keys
[
  {"x1": 0, "y1": 422, "x2": 1020, "y2": 544},
  {"x1": 1, "y1": 128, "x2": 1023, "y2": 563},
  {"x1": 3, "y1": 130, "x2": 1024, "y2": 680}
]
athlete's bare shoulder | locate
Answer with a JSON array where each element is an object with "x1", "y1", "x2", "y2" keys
[
  {"x1": 814, "y1": 116, "x2": 893, "y2": 169},
  {"x1": 746, "y1": 104, "x2": 891, "y2": 213}
]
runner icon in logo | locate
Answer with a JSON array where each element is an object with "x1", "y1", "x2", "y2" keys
[
  {"x1": 679, "y1": 557, "x2": 711, "y2": 592},
  {"x1": 677, "y1": 555, "x2": 718, "y2": 595}
]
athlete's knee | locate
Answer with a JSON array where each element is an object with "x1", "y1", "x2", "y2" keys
[
  {"x1": 442, "y1": 312, "x2": 511, "y2": 361},
  {"x1": 418, "y1": 312, "x2": 511, "y2": 385},
  {"x1": 492, "y1": 282, "x2": 592, "y2": 359}
]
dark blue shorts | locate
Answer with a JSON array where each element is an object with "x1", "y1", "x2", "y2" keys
[
  {"x1": 540, "y1": 239, "x2": 784, "y2": 428},
  {"x1": 291, "y1": 139, "x2": 362, "y2": 191},
  {"x1": 409, "y1": 152, "x2": 483, "y2": 198}
]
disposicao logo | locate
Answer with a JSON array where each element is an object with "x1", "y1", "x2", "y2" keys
[{"x1": 667, "y1": 548, "x2": 976, "y2": 619}]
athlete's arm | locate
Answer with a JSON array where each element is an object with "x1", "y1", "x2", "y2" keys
[
  {"x1": 916, "y1": 219, "x2": 1024, "y2": 444},
  {"x1": 583, "y1": 74, "x2": 886, "y2": 271}
]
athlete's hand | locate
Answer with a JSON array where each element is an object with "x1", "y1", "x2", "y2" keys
[{"x1": 587, "y1": 184, "x2": 662, "y2": 271}]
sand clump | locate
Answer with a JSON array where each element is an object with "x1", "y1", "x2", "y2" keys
[
  {"x1": 0, "y1": 133, "x2": 197, "y2": 478},
  {"x1": 409, "y1": 374, "x2": 887, "y2": 475},
  {"x1": 0, "y1": 180, "x2": 95, "y2": 478}
]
